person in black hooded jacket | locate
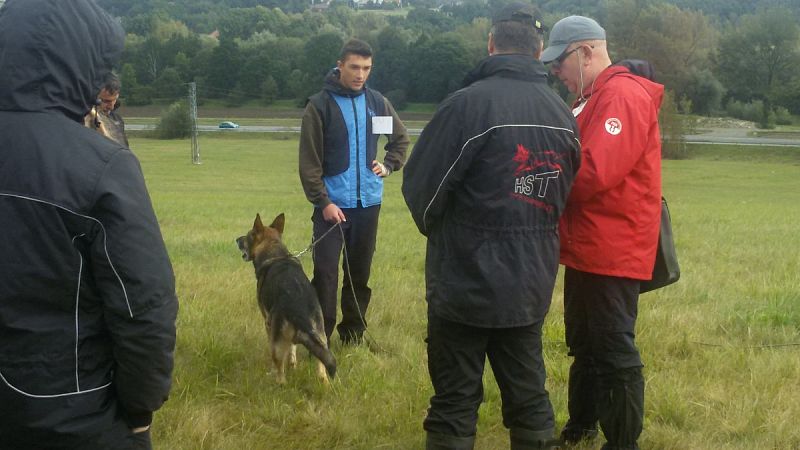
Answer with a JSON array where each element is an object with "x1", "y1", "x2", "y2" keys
[
  {"x1": 402, "y1": 3, "x2": 580, "y2": 449},
  {"x1": 0, "y1": 1, "x2": 178, "y2": 449}
]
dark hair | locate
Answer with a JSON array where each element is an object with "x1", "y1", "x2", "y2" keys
[
  {"x1": 491, "y1": 20, "x2": 543, "y2": 56},
  {"x1": 339, "y1": 38, "x2": 373, "y2": 61},
  {"x1": 101, "y1": 72, "x2": 121, "y2": 95}
]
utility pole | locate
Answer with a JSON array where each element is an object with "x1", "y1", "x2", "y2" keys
[{"x1": 189, "y1": 82, "x2": 201, "y2": 165}]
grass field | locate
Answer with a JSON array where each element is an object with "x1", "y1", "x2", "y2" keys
[{"x1": 134, "y1": 135, "x2": 800, "y2": 449}]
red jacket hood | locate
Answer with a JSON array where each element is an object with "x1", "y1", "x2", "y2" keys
[{"x1": 579, "y1": 65, "x2": 664, "y2": 112}]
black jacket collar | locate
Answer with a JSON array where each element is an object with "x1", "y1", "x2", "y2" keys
[{"x1": 462, "y1": 54, "x2": 548, "y2": 88}]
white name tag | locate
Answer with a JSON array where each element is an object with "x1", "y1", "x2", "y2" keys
[{"x1": 372, "y1": 116, "x2": 393, "y2": 135}]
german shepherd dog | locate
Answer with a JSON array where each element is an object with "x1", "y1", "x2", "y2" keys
[
  {"x1": 84, "y1": 105, "x2": 127, "y2": 147},
  {"x1": 236, "y1": 213, "x2": 336, "y2": 384}
]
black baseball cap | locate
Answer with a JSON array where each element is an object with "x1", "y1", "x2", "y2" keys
[{"x1": 492, "y1": 2, "x2": 547, "y2": 33}]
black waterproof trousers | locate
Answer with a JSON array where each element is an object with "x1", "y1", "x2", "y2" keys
[
  {"x1": 562, "y1": 267, "x2": 644, "y2": 450},
  {"x1": 423, "y1": 312, "x2": 554, "y2": 439},
  {"x1": 310, "y1": 204, "x2": 380, "y2": 341}
]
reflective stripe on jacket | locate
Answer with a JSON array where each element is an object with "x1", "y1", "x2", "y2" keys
[
  {"x1": 0, "y1": 1, "x2": 178, "y2": 446},
  {"x1": 403, "y1": 54, "x2": 581, "y2": 327}
]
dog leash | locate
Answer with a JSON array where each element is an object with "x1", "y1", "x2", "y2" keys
[
  {"x1": 293, "y1": 221, "x2": 341, "y2": 259},
  {"x1": 293, "y1": 221, "x2": 387, "y2": 354},
  {"x1": 337, "y1": 224, "x2": 386, "y2": 354}
]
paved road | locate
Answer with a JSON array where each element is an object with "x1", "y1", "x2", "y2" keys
[
  {"x1": 685, "y1": 128, "x2": 800, "y2": 147},
  {"x1": 127, "y1": 124, "x2": 800, "y2": 146}
]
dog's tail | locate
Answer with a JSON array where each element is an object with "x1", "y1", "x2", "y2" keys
[{"x1": 297, "y1": 330, "x2": 337, "y2": 379}]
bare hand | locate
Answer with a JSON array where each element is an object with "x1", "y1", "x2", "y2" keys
[{"x1": 322, "y1": 203, "x2": 346, "y2": 223}]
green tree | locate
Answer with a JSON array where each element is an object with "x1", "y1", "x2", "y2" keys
[
  {"x1": 204, "y1": 38, "x2": 243, "y2": 97},
  {"x1": 172, "y1": 52, "x2": 193, "y2": 82},
  {"x1": 299, "y1": 31, "x2": 344, "y2": 101},
  {"x1": 152, "y1": 67, "x2": 185, "y2": 100},
  {"x1": 605, "y1": 0, "x2": 717, "y2": 95},
  {"x1": 287, "y1": 69, "x2": 310, "y2": 103},
  {"x1": 406, "y1": 8, "x2": 457, "y2": 34},
  {"x1": 682, "y1": 69, "x2": 725, "y2": 116},
  {"x1": 408, "y1": 34, "x2": 472, "y2": 102},
  {"x1": 218, "y1": 7, "x2": 268, "y2": 40},
  {"x1": 261, "y1": 76, "x2": 279, "y2": 105},
  {"x1": 715, "y1": 8, "x2": 800, "y2": 127},
  {"x1": 120, "y1": 63, "x2": 153, "y2": 106},
  {"x1": 237, "y1": 52, "x2": 272, "y2": 96},
  {"x1": 119, "y1": 64, "x2": 139, "y2": 100},
  {"x1": 451, "y1": 18, "x2": 492, "y2": 67},
  {"x1": 660, "y1": 90, "x2": 690, "y2": 160},
  {"x1": 369, "y1": 26, "x2": 412, "y2": 94}
]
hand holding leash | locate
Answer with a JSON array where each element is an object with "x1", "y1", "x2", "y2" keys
[
  {"x1": 322, "y1": 203, "x2": 346, "y2": 223},
  {"x1": 372, "y1": 160, "x2": 391, "y2": 177}
]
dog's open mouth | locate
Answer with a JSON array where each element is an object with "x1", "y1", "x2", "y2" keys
[{"x1": 236, "y1": 236, "x2": 250, "y2": 260}]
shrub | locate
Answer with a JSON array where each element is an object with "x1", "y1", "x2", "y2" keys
[
  {"x1": 660, "y1": 90, "x2": 690, "y2": 160},
  {"x1": 683, "y1": 69, "x2": 725, "y2": 116},
  {"x1": 154, "y1": 100, "x2": 191, "y2": 139},
  {"x1": 774, "y1": 107, "x2": 793, "y2": 125},
  {"x1": 725, "y1": 99, "x2": 776, "y2": 128}
]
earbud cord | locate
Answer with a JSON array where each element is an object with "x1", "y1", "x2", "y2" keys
[{"x1": 577, "y1": 48, "x2": 598, "y2": 103}]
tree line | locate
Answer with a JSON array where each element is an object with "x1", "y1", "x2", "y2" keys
[{"x1": 101, "y1": 0, "x2": 800, "y2": 128}]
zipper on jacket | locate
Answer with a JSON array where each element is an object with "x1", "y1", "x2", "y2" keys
[{"x1": 351, "y1": 96, "x2": 361, "y2": 204}]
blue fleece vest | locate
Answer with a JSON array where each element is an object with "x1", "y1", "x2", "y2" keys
[{"x1": 310, "y1": 89, "x2": 387, "y2": 209}]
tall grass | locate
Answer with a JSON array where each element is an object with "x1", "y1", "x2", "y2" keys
[{"x1": 135, "y1": 136, "x2": 800, "y2": 449}]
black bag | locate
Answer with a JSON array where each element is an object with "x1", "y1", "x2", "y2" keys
[{"x1": 640, "y1": 197, "x2": 680, "y2": 293}]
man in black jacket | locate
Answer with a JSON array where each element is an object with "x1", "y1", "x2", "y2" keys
[
  {"x1": 96, "y1": 72, "x2": 130, "y2": 148},
  {"x1": 403, "y1": 3, "x2": 580, "y2": 449},
  {"x1": 0, "y1": 1, "x2": 178, "y2": 449}
]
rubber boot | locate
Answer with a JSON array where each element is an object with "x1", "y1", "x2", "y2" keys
[
  {"x1": 560, "y1": 425, "x2": 598, "y2": 446},
  {"x1": 510, "y1": 427, "x2": 560, "y2": 450},
  {"x1": 425, "y1": 431, "x2": 476, "y2": 450},
  {"x1": 597, "y1": 367, "x2": 644, "y2": 450}
]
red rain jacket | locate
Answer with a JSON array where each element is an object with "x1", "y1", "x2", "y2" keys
[{"x1": 560, "y1": 65, "x2": 664, "y2": 280}]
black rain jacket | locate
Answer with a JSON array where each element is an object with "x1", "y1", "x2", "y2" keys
[
  {"x1": 0, "y1": 0, "x2": 178, "y2": 448},
  {"x1": 403, "y1": 54, "x2": 581, "y2": 327}
]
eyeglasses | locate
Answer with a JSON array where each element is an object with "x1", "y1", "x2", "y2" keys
[
  {"x1": 550, "y1": 45, "x2": 594, "y2": 69},
  {"x1": 550, "y1": 47, "x2": 580, "y2": 69}
]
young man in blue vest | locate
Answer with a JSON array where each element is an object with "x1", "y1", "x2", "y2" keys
[{"x1": 299, "y1": 38, "x2": 409, "y2": 346}]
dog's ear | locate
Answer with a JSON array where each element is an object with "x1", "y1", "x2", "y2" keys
[
  {"x1": 270, "y1": 213, "x2": 285, "y2": 235},
  {"x1": 254, "y1": 213, "x2": 264, "y2": 232}
]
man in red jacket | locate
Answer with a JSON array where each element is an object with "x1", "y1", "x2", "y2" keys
[{"x1": 541, "y1": 16, "x2": 664, "y2": 450}]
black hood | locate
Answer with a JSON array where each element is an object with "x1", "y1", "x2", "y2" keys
[
  {"x1": 322, "y1": 67, "x2": 365, "y2": 98},
  {"x1": 0, "y1": 0, "x2": 124, "y2": 121},
  {"x1": 462, "y1": 53, "x2": 548, "y2": 88}
]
